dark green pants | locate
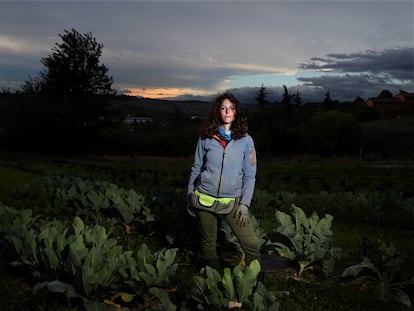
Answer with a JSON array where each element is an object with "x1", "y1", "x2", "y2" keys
[{"x1": 197, "y1": 202, "x2": 260, "y2": 265}]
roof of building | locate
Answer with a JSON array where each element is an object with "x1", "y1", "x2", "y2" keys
[{"x1": 367, "y1": 98, "x2": 401, "y2": 104}]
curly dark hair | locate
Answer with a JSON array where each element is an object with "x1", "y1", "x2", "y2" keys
[{"x1": 200, "y1": 93, "x2": 248, "y2": 140}]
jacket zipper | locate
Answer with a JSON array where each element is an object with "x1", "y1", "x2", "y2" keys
[{"x1": 216, "y1": 145, "x2": 226, "y2": 197}]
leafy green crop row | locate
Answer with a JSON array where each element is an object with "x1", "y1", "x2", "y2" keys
[
  {"x1": 0, "y1": 204, "x2": 178, "y2": 309},
  {"x1": 252, "y1": 189, "x2": 414, "y2": 230},
  {"x1": 1, "y1": 172, "x2": 413, "y2": 310},
  {"x1": 1, "y1": 176, "x2": 288, "y2": 310}
]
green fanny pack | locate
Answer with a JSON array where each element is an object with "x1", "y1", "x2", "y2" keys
[{"x1": 191, "y1": 190, "x2": 235, "y2": 214}]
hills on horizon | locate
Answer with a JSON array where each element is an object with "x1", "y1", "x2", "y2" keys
[{"x1": 112, "y1": 95, "x2": 252, "y2": 117}]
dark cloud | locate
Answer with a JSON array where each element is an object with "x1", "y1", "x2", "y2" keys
[
  {"x1": 299, "y1": 47, "x2": 414, "y2": 82},
  {"x1": 296, "y1": 74, "x2": 410, "y2": 102},
  {"x1": 289, "y1": 47, "x2": 414, "y2": 101}
]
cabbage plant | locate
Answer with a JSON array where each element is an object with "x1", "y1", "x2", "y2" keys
[
  {"x1": 274, "y1": 204, "x2": 341, "y2": 279},
  {"x1": 342, "y1": 240, "x2": 414, "y2": 308},
  {"x1": 191, "y1": 260, "x2": 285, "y2": 310}
]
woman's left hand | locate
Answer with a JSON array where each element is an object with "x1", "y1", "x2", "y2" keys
[{"x1": 235, "y1": 204, "x2": 250, "y2": 226}]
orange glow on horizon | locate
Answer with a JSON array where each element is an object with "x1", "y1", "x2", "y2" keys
[{"x1": 123, "y1": 87, "x2": 213, "y2": 99}]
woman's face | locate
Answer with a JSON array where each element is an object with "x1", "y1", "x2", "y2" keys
[{"x1": 219, "y1": 98, "x2": 236, "y2": 126}]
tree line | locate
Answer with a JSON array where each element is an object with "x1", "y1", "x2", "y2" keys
[{"x1": 0, "y1": 29, "x2": 412, "y2": 159}]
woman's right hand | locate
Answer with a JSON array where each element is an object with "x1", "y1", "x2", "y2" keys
[{"x1": 186, "y1": 193, "x2": 197, "y2": 217}]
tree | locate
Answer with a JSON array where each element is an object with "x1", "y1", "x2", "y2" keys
[
  {"x1": 301, "y1": 111, "x2": 361, "y2": 156},
  {"x1": 16, "y1": 29, "x2": 120, "y2": 154},
  {"x1": 21, "y1": 75, "x2": 44, "y2": 94},
  {"x1": 294, "y1": 90, "x2": 303, "y2": 106},
  {"x1": 280, "y1": 85, "x2": 295, "y2": 106},
  {"x1": 255, "y1": 84, "x2": 269, "y2": 106},
  {"x1": 321, "y1": 91, "x2": 338, "y2": 111},
  {"x1": 24, "y1": 28, "x2": 115, "y2": 96},
  {"x1": 323, "y1": 91, "x2": 332, "y2": 103}
]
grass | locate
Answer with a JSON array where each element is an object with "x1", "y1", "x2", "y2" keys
[
  {"x1": 273, "y1": 276, "x2": 412, "y2": 311},
  {"x1": 333, "y1": 221, "x2": 414, "y2": 280},
  {"x1": 0, "y1": 164, "x2": 39, "y2": 206}
]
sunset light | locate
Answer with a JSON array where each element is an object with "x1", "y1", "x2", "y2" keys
[{"x1": 125, "y1": 87, "x2": 215, "y2": 99}]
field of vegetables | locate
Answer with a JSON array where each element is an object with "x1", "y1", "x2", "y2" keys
[{"x1": 0, "y1": 152, "x2": 413, "y2": 311}]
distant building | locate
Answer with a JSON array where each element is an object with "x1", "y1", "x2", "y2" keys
[
  {"x1": 123, "y1": 115, "x2": 153, "y2": 130},
  {"x1": 395, "y1": 91, "x2": 414, "y2": 104},
  {"x1": 366, "y1": 91, "x2": 414, "y2": 118}
]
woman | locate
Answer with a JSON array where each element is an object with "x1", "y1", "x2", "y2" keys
[{"x1": 187, "y1": 92, "x2": 260, "y2": 270}]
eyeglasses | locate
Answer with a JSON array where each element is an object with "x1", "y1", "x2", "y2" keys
[{"x1": 219, "y1": 105, "x2": 235, "y2": 112}]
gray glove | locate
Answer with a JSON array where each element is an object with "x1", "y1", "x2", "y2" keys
[
  {"x1": 186, "y1": 193, "x2": 196, "y2": 218},
  {"x1": 235, "y1": 204, "x2": 250, "y2": 226}
]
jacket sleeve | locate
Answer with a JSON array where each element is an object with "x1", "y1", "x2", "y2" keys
[
  {"x1": 187, "y1": 137, "x2": 204, "y2": 195},
  {"x1": 240, "y1": 135, "x2": 257, "y2": 207}
]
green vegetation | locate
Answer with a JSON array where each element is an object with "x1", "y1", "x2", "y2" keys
[
  {"x1": 0, "y1": 154, "x2": 413, "y2": 310},
  {"x1": 342, "y1": 240, "x2": 414, "y2": 308},
  {"x1": 191, "y1": 260, "x2": 284, "y2": 311},
  {"x1": 0, "y1": 206, "x2": 178, "y2": 310},
  {"x1": 0, "y1": 164, "x2": 39, "y2": 206},
  {"x1": 274, "y1": 205, "x2": 341, "y2": 279}
]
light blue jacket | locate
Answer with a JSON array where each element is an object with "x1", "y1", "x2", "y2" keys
[{"x1": 187, "y1": 134, "x2": 257, "y2": 207}]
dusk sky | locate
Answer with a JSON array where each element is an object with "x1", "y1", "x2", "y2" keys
[{"x1": 0, "y1": 0, "x2": 413, "y2": 103}]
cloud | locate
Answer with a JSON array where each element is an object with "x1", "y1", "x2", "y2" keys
[
  {"x1": 299, "y1": 47, "x2": 414, "y2": 82},
  {"x1": 286, "y1": 47, "x2": 413, "y2": 101},
  {"x1": 0, "y1": 1, "x2": 412, "y2": 102}
]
